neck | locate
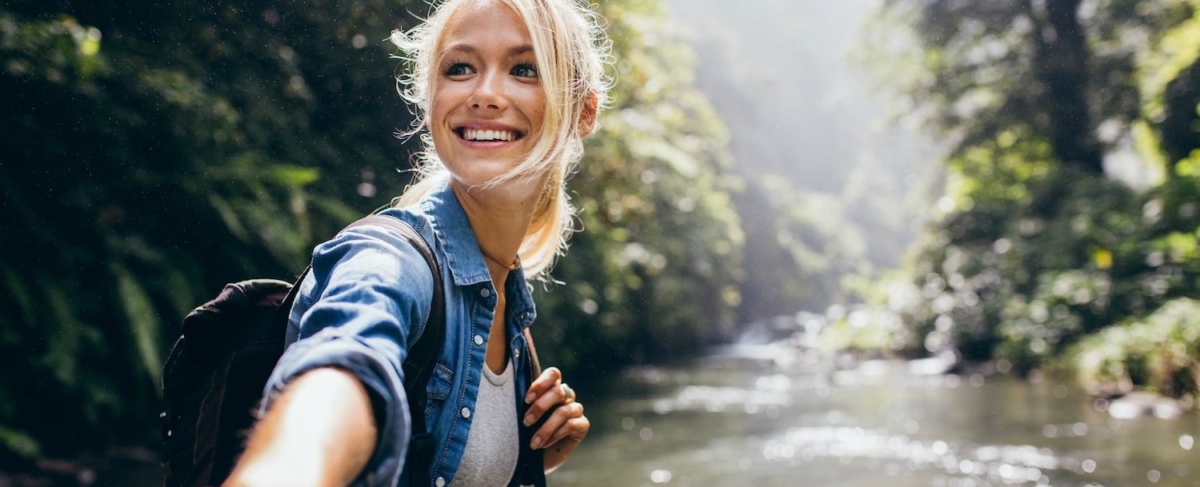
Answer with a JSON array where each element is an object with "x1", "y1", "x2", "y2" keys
[{"x1": 450, "y1": 177, "x2": 540, "y2": 285}]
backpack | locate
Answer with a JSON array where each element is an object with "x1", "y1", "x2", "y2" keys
[{"x1": 161, "y1": 214, "x2": 445, "y2": 487}]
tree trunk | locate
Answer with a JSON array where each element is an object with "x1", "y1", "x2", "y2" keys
[{"x1": 1028, "y1": 0, "x2": 1104, "y2": 174}]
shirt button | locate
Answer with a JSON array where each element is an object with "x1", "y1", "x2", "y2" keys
[
  {"x1": 513, "y1": 348, "x2": 521, "y2": 358},
  {"x1": 461, "y1": 407, "x2": 471, "y2": 419},
  {"x1": 474, "y1": 334, "x2": 484, "y2": 346},
  {"x1": 480, "y1": 287, "x2": 491, "y2": 298},
  {"x1": 435, "y1": 477, "x2": 446, "y2": 487}
]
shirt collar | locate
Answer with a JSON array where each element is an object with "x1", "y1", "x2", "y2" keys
[
  {"x1": 421, "y1": 178, "x2": 491, "y2": 287},
  {"x1": 419, "y1": 178, "x2": 540, "y2": 328}
]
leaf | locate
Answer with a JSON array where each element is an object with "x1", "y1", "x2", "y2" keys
[
  {"x1": 1176, "y1": 149, "x2": 1200, "y2": 177},
  {"x1": 0, "y1": 425, "x2": 40, "y2": 459},
  {"x1": 40, "y1": 279, "x2": 84, "y2": 387},
  {"x1": 628, "y1": 137, "x2": 698, "y2": 177},
  {"x1": 268, "y1": 164, "x2": 321, "y2": 187},
  {"x1": 111, "y1": 263, "x2": 163, "y2": 387},
  {"x1": 0, "y1": 268, "x2": 34, "y2": 342},
  {"x1": 207, "y1": 194, "x2": 250, "y2": 242}
]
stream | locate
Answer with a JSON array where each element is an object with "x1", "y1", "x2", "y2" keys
[{"x1": 551, "y1": 343, "x2": 1199, "y2": 487}]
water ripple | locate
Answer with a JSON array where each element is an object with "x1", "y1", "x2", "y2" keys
[{"x1": 758, "y1": 426, "x2": 1106, "y2": 486}]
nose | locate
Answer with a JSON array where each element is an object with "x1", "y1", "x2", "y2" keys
[{"x1": 468, "y1": 71, "x2": 507, "y2": 111}]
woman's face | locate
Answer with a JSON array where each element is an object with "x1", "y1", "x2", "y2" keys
[{"x1": 429, "y1": 0, "x2": 547, "y2": 190}]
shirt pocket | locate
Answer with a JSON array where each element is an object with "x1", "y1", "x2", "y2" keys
[{"x1": 423, "y1": 362, "x2": 454, "y2": 427}]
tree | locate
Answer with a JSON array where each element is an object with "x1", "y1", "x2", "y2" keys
[
  {"x1": 1, "y1": 0, "x2": 431, "y2": 462},
  {"x1": 0, "y1": 0, "x2": 748, "y2": 467},
  {"x1": 868, "y1": 0, "x2": 1200, "y2": 364},
  {"x1": 533, "y1": 0, "x2": 745, "y2": 368}
]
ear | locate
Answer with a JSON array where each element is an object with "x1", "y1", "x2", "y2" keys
[{"x1": 577, "y1": 91, "x2": 599, "y2": 138}]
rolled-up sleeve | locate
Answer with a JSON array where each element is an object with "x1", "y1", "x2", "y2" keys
[{"x1": 261, "y1": 223, "x2": 435, "y2": 486}]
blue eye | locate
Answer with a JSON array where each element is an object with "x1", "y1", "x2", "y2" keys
[
  {"x1": 444, "y1": 62, "x2": 474, "y2": 76},
  {"x1": 512, "y1": 63, "x2": 538, "y2": 78}
]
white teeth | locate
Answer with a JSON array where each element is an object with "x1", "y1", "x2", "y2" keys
[{"x1": 464, "y1": 129, "x2": 515, "y2": 141}]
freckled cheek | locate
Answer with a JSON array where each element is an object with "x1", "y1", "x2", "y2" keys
[
  {"x1": 531, "y1": 107, "x2": 546, "y2": 131},
  {"x1": 520, "y1": 89, "x2": 547, "y2": 128}
]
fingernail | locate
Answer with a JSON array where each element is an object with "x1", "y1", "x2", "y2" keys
[
  {"x1": 531, "y1": 436, "x2": 542, "y2": 449},
  {"x1": 525, "y1": 393, "x2": 534, "y2": 404},
  {"x1": 523, "y1": 414, "x2": 534, "y2": 427}
]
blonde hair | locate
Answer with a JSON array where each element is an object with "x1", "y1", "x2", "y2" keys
[{"x1": 390, "y1": 0, "x2": 611, "y2": 279}]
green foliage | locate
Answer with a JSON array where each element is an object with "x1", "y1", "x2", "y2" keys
[
  {"x1": 1139, "y1": 1, "x2": 1200, "y2": 123},
  {"x1": 897, "y1": 151, "x2": 1199, "y2": 366},
  {"x1": 1145, "y1": 3, "x2": 1200, "y2": 165},
  {"x1": 872, "y1": 0, "x2": 1200, "y2": 383},
  {"x1": 1067, "y1": 298, "x2": 1200, "y2": 397},
  {"x1": 1, "y1": 0, "x2": 425, "y2": 459},
  {"x1": 532, "y1": 0, "x2": 744, "y2": 368},
  {"x1": 818, "y1": 306, "x2": 903, "y2": 355},
  {"x1": 867, "y1": 0, "x2": 1193, "y2": 174},
  {"x1": 0, "y1": 0, "x2": 747, "y2": 462},
  {"x1": 113, "y1": 263, "x2": 164, "y2": 386}
]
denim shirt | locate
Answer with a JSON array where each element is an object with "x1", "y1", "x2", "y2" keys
[{"x1": 262, "y1": 180, "x2": 545, "y2": 487}]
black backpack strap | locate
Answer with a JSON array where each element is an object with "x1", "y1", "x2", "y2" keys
[{"x1": 349, "y1": 214, "x2": 444, "y2": 487}]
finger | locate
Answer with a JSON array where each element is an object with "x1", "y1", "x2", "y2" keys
[
  {"x1": 530, "y1": 404, "x2": 571, "y2": 449},
  {"x1": 523, "y1": 382, "x2": 570, "y2": 427},
  {"x1": 544, "y1": 405, "x2": 587, "y2": 448},
  {"x1": 524, "y1": 367, "x2": 562, "y2": 405},
  {"x1": 550, "y1": 416, "x2": 590, "y2": 449},
  {"x1": 531, "y1": 402, "x2": 586, "y2": 450}
]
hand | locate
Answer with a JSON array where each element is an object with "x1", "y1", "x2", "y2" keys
[
  {"x1": 522, "y1": 367, "x2": 589, "y2": 472},
  {"x1": 224, "y1": 368, "x2": 376, "y2": 487}
]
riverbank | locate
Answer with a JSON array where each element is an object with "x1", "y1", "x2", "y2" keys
[{"x1": 805, "y1": 295, "x2": 1200, "y2": 416}]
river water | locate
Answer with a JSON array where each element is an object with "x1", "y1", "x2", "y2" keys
[{"x1": 551, "y1": 344, "x2": 1199, "y2": 487}]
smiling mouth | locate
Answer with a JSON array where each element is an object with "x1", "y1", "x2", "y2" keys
[{"x1": 456, "y1": 128, "x2": 523, "y2": 142}]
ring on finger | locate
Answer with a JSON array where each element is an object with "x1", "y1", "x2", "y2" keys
[{"x1": 560, "y1": 383, "x2": 576, "y2": 404}]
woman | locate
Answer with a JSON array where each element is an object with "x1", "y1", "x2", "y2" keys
[{"x1": 224, "y1": 0, "x2": 609, "y2": 485}]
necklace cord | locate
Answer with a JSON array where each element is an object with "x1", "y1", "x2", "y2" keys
[{"x1": 482, "y1": 250, "x2": 521, "y2": 271}]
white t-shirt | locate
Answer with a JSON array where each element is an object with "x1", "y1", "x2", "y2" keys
[{"x1": 450, "y1": 359, "x2": 519, "y2": 487}]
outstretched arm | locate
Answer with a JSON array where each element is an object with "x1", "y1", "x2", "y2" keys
[
  {"x1": 226, "y1": 223, "x2": 435, "y2": 485},
  {"x1": 224, "y1": 368, "x2": 377, "y2": 487}
]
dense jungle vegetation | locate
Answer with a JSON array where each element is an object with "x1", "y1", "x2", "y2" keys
[
  {"x1": 2, "y1": 0, "x2": 1199, "y2": 476},
  {"x1": 864, "y1": 0, "x2": 1200, "y2": 398},
  {"x1": 0, "y1": 0, "x2": 745, "y2": 466}
]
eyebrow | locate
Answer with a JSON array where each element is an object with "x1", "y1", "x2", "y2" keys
[{"x1": 440, "y1": 43, "x2": 535, "y2": 58}]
